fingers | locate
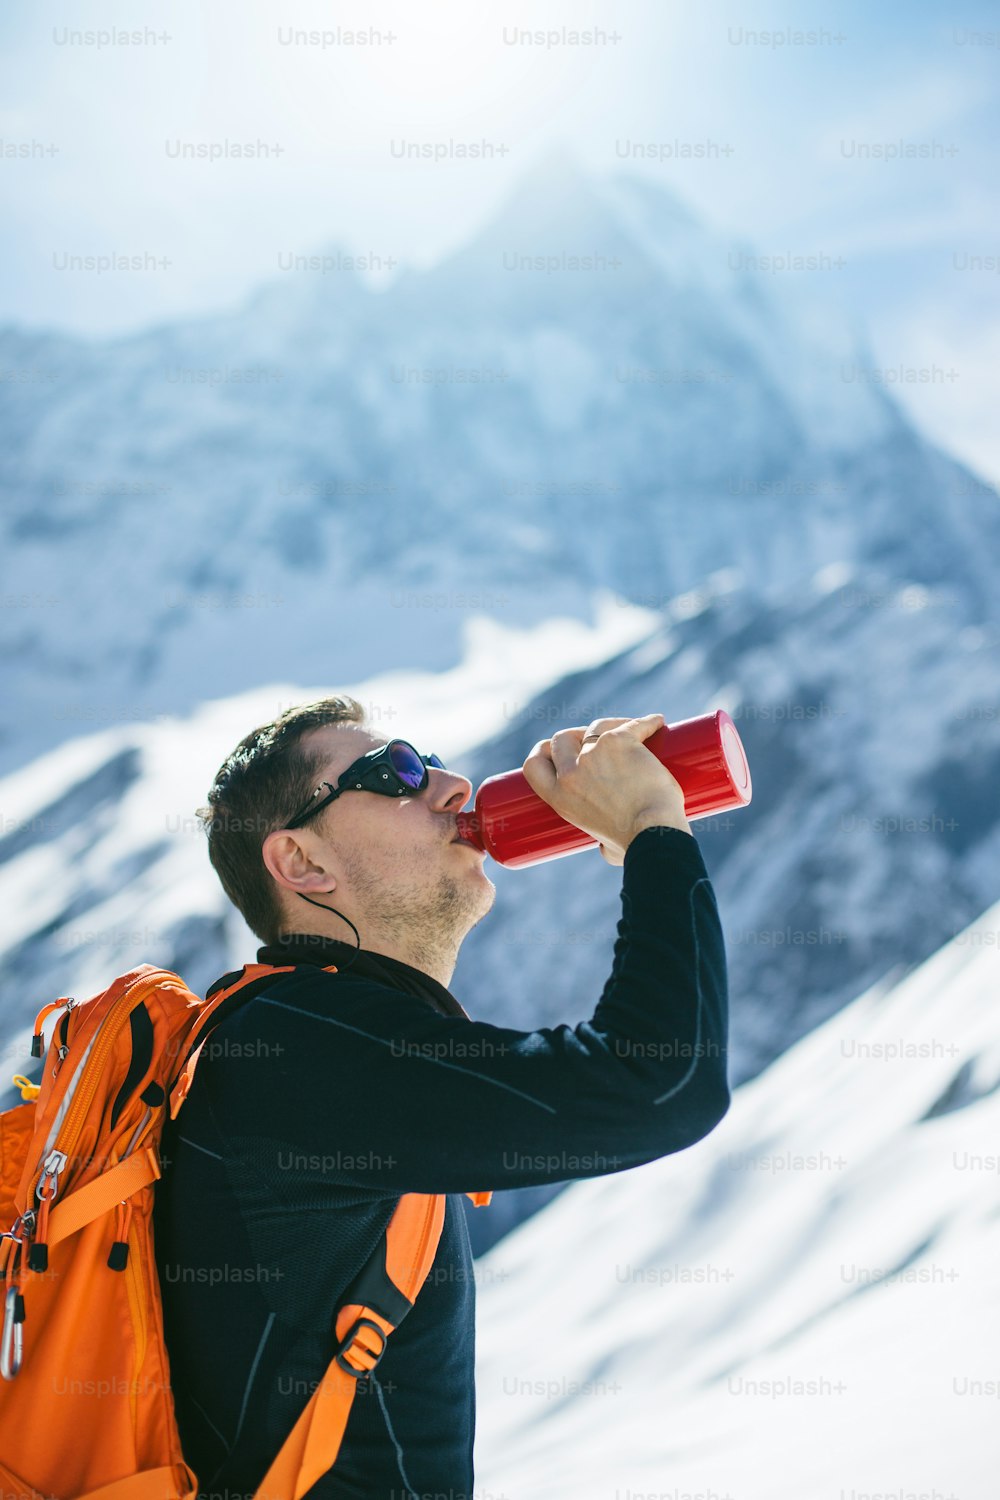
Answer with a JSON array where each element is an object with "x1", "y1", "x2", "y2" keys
[
  {"x1": 581, "y1": 716, "x2": 635, "y2": 738},
  {"x1": 604, "y1": 712, "x2": 665, "y2": 744},
  {"x1": 526, "y1": 714, "x2": 663, "y2": 775},
  {"x1": 522, "y1": 737, "x2": 559, "y2": 797},
  {"x1": 548, "y1": 726, "x2": 590, "y2": 776},
  {"x1": 523, "y1": 713, "x2": 666, "y2": 800},
  {"x1": 548, "y1": 718, "x2": 638, "y2": 775}
]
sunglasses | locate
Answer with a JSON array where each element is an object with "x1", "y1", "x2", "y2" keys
[{"x1": 285, "y1": 739, "x2": 446, "y2": 829}]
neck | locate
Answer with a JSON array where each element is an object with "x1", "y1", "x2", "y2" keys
[
  {"x1": 361, "y1": 932, "x2": 460, "y2": 989},
  {"x1": 285, "y1": 898, "x2": 460, "y2": 988}
]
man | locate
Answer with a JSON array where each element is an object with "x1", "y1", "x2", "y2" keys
[{"x1": 154, "y1": 695, "x2": 731, "y2": 1499}]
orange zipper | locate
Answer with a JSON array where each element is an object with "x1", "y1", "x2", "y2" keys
[{"x1": 30, "y1": 970, "x2": 175, "y2": 1203}]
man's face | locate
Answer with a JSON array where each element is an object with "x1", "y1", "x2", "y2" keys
[{"x1": 264, "y1": 722, "x2": 496, "y2": 962}]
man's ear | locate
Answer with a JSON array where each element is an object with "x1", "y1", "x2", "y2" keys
[{"x1": 261, "y1": 829, "x2": 337, "y2": 898}]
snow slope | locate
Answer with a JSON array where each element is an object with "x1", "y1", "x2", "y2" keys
[{"x1": 473, "y1": 891, "x2": 1000, "y2": 1499}]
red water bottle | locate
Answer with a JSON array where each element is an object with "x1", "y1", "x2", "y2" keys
[{"x1": 454, "y1": 709, "x2": 751, "y2": 867}]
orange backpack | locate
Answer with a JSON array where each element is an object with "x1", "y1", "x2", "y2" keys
[{"x1": 0, "y1": 962, "x2": 492, "y2": 1500}]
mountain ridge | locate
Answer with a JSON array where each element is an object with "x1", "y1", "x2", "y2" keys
[{"x1": 3, "y1": 155, "x2": 997, "y2": 776}]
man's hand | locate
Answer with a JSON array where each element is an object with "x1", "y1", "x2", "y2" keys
[{"x1": 522, "y1": 714, "x2": 691, "y2": 866}]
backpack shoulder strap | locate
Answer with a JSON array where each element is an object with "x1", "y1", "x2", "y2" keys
[
  {"x1": 251, "y1": 1191, "x2": 447, "y2": 1500},
  {"x1": 252, "y1": 1184, "x2": 492, "y2": 1498},
  {"x1": 167, "y1": 963, "x2": 298, "y2": 1119}
]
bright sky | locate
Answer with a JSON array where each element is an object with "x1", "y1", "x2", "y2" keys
[{"x1": 1, "y1": 0, "x2": 997, "y2": 478}]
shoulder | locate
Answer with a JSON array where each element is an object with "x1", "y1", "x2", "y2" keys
[{"x1": 204, "y1": 966, "x2": 431, "y2": 1050}]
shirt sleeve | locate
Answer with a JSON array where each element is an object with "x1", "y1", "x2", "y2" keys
[{"x1": 201, "y1": 825, "x2": 731, "y2": 1195}]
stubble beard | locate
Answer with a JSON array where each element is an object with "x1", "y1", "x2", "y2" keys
[{"x1": 339, "y1": 839, "x2": 495, "y2": 965}]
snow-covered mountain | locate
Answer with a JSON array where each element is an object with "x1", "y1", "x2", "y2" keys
[
  {"x1": 2, "y1": 152, "x2": 997, "y2": 777},
  {"x1": 473, "y1": 887, "x2": 1000, "y2": 1500}
]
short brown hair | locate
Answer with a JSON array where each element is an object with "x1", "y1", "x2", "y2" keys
[{"x1": 197, "y1": 695, "x2": 367, "y2": 943}]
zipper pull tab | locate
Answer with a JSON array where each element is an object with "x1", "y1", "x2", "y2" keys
[
  {"x1": 107, "y1": 1199, "x2": 133, "y2": 1272},
  {"x1": 37, "y1": 1150, "x2": 68, "y2": 1194},
  {"x1": 29, "y1": 1150, "x2": 69, "y2": 1273},
  {"x1": 30, "y1": 997, "x2": 75, "y2": 1058}
]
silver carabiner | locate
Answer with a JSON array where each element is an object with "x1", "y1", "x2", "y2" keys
[{"x1": 1, "y1": 1284, "x2": 24, "y2": 1381}]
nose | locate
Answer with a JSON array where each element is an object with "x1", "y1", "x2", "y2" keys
[{"x1": 424, "y1": 766, "x2": 473, "y2": 816}]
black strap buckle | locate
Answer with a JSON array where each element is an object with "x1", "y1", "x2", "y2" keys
[{"x1": 333, "y1": 1315, "x2": 387, "y2": 1378}]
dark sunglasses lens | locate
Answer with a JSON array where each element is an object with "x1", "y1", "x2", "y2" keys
[
  {"x1": 389, "y1": 741, "x2": 427, "y2": 789},
  {"x1": 427, "y1": 753, "x2": 445, "y2": 770}
]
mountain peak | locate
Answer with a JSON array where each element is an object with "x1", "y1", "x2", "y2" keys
[
  {"x1": 417, "y1": 148, "x2": 710, "y2": 293},
  {"x1": 472, "y1": 149, "x2": 617, "y2": 243},
  {"x1": 504, "y1": 140, "x2": 594, "y2": 194}
]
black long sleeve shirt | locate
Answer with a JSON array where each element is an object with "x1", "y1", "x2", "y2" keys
[{"x1": 153, "y1": 824, "x2": 730, "y2": 1500}]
